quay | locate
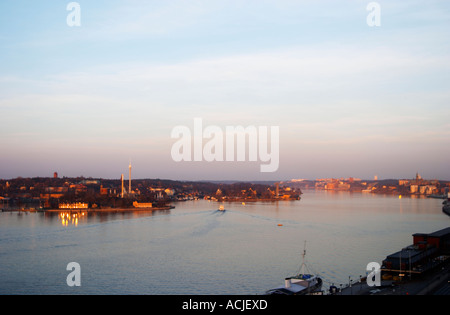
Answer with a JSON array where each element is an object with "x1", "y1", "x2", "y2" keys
[
  {"x1": 335, "y1": 227, "x2": 450, "y2": 295},
  {"x1": 337, "y1": 263, "x2": 450, "y2": 295}
]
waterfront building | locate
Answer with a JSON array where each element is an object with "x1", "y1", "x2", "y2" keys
[
  {"x1": 59, "y1": 202, "x2": 89, "y2": 209},
  {"x1": 165, "y1": 188, "x2": 175, "y2": 196},
  {"x1": 133, "y1": 201, "x2": 153, "y2": 208},
  {"x1": 399, "y1": 180, "x2": 410, "y2": 186},
  {"x1": 382, "y1": 227, "x2": 450, "y2": 277}
]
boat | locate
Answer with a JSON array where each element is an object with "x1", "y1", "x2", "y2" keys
[
  {"x1": 265, "y1": 242, "x2": 322, "y2": 295},
  {"x1": 218, "y1": 205, "x2": 225, "y2": 211}
]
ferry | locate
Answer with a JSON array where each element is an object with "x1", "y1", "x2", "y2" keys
[{"x1": 266, "y1": 242, "x2": 322, "y2": 295}]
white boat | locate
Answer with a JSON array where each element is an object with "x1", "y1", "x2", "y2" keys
[{"x1": 266, "y1": 242, "x2": 322, "y2": 295}]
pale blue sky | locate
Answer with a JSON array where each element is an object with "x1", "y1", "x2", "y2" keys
[{"x1": 1, "y1": 0, "x2": 449, "y2": 181}]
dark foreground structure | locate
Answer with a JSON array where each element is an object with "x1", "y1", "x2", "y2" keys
[
  {"x1": 336, "y1": 227, "x2": 450, "y2": 295},
  {"x1": 381, "y1": 227, "x2": 450, "y2": 278}
]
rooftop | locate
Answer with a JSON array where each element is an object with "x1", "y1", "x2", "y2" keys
[{"x1": 413, "y1": 227, "x2": 450, "y2": 238}]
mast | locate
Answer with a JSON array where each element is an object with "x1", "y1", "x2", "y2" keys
[
  {"x1": 300, "y1": 240, "x2": 307, "y2": 274},
  {"x1": 129, "y1": 159, "x2": 132, "y2": 194}
]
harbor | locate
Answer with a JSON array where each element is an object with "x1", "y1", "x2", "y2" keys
[{"x1": 1, "y1": 192, "x2": 448, "y2": 295}]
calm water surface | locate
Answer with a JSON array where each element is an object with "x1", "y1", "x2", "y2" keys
[{"x1": 0, "y1": 190, "x2": 448, "y2": 294}]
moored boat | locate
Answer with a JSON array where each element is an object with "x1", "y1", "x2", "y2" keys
[{"x1": 266, "y1": 242, "x2": 322, "y2": 295}]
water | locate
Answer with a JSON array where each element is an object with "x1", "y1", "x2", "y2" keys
[{"x1": 0, "y1": 190, "x2": 448, "y2": 295}]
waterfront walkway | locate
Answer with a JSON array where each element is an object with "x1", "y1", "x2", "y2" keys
[{"x1": 337, "y1": 263, "x2": 450, "y2": 295}]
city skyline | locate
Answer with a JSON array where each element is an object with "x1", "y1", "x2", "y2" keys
[
  {"x1": 1, "y1": 1, "x2": 449, "y2": 181},
  {"x1": 0, "y1": 166, "x2": 447, "y2": 183}
]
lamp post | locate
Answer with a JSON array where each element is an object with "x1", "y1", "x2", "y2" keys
[{"x1": 349, "y1": 276, "x2": 352, "y2": 295}]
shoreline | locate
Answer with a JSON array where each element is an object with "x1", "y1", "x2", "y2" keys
[
  {"x1": 2, "y1": 205, "x2": 175, "y2": 213},
  {"x1": 212, "y1": 198, "x2": 300, "y2": 203}
]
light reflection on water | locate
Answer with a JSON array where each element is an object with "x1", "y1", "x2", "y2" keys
[
  {"x1": 0, "y1": 191, "x2": 448, "y2": 295},
  {"x1": 58, "y1": 212, "x2": 86, "y2": 226},
  {"x1": 46, "y1": 209, "x2": 168, "y2": 227}
]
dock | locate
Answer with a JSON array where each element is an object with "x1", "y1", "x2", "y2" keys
[
  {"x1": 335, "y1": 227, "x2": 450, "y2": 295},
  {"x1": 336, "y1": 263, "x2": 450, "y2": 295}
]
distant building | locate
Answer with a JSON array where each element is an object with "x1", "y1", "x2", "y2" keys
[
  {"x1": 54, "y1": 172, "x2": 58, "y2": 179},
  {"x1": 69, "y1": 184, "x2": 87, "y2": 194},
  {"x1": 59, "y1": 202, "x2": 88, "y2": 209},
  {"x1": 100, "y1": 185, "x2": 108, "y2": 195},
  {"x1": 80, "y1": 180, "x2": 100, "y2": 185},
  {"x1": 40, "y1": 187, "x2": 67, "y2": 199},
  {"x1": 40, "y1": 193, "x2": 65, "y2": 199},
  {"x1": 45, "y1": 187, "x2": 68, "y2": 193},
  {"x1": 338, "y1": 182, "x2": 351, "y2": 190},
  {"x1": 133, "y1": 201, "x2": 153, "y2": 208},
  {"x1": 0, "y1": 197, "x2": 8, "y2": 209},
  {"x1": 165, "y1": 188, "x2": 175, "y2": 196}
]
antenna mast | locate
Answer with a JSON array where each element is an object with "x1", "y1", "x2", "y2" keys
[
  {"x1": 129, "y1": 159, "x2": 132, "y2": 194},
  {"x1": 300, "y1": 240, "x2": 307, "y2": 274},
  {"x1": 121, "y1": 174, "x2": 124, "y2": 198}
]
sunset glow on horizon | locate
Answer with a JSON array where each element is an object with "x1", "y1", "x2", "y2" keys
[{"x1": 1, "y1": 1, "x2": 449, "y2": 181}]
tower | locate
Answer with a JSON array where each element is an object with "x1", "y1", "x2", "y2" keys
[
  {"x1": 121, "y1": 174, "x2": 124, "y2": 198},
  {"x1": 129, "y1": 160, "x2": 132, "y2": 194}
]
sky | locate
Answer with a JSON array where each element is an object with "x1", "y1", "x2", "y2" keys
[{"x1": 0, "y1": 0, "x2": 449, "y2": 181}]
